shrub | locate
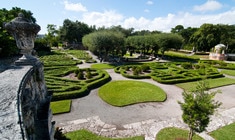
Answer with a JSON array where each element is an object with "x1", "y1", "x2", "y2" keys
[
  {"x1": 54, "y1": 127, "x2": 69, "y2": 140},
  {"x1": 181, "y1": 62, "x2": 192, "y2": 69},
  {"x1": 200, "y1": 64, "x2": 206, "y2": 69},
  {"x1": 74, "y1": 69, "x2": 79, "y2": 75},
  {"x1": 85, "y1": 69, "x2": 92, "y2": 79},
  {"x1": 194, "y1": 64, "x2": 200, "y2": 69},
  {"x1": 77, "y1": 70, "x2": 84, "y2": 80},
  {"x1": 133, "y1": 66, "x2": 142, "y2": 75},
  {"x1": 141, "y1": 65, "x2": 150, "y2": 72}
]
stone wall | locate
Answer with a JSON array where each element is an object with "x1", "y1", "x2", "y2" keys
[{"x1": 0, "y1": 61, "x2": 54, "y2": 140}]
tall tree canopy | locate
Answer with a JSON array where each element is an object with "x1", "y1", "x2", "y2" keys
[
  {"x1": 156, "y1": 33, "x2": 183, "y2": 55},
  {"x1": 82, "y1": 30, "x2": 125, "y2": 60},
  {"x1": 125, "y1": 34, "x2": 159, "y2": 56},
  {"x1": 58, "y1": 19, "x2": 93, "y2": 44},
  {"x1": 189, "y1": 23, "x2": 231, "y2": 52}
]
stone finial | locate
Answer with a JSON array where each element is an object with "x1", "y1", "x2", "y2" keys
[{"x1": 4, "y1": 13, "x2": 41, "y2": 65}]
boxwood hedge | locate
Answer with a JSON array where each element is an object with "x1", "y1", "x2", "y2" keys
[{"x1": 115, "y1": 62, "x2": 224, "y2": 84}]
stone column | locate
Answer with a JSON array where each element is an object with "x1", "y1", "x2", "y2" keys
[{"x1": 4, "y1": 13, "x2": 40, "y2": 65}]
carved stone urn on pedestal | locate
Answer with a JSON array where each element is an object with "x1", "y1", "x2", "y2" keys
[{"x1": 4, "y1": 13, "x2": 40, "y2": 65}]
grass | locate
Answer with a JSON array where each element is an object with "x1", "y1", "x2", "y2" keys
[
  {"x1": 156, "y1": 127, "x2": 204, "y2": 140},
  {"x1": 220, "y1": 69, "x2": 235, "y2": 76},
  {"x1": 65, "y1": 129, "x2": 144, "y2": 140},
  {"x1": 91, "y1": 63, "x2": 116, "y2": 69},
  {"x1": 176, "y1": 77, "x2": 235, "y2": 91},
  {"x1": 164, "y1": 51, "x2": 200, "y2": 60},
  {"x1": 209, "y1": 122, "x2": 235, "y2": 140},
  {"x1": 98, "y1": 80, "x2": 167, "y2": 106},
  {"x1": 63, "y1": 49, "x2": 90, "y2": 59},
  {"x1": 50, "y1": 100, "x2": 71, "y2": 115}
]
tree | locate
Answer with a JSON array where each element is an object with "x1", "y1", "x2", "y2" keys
[
  {"x1": 58, "y1": 19, "x2": 93, "y2": 44},
  {"x1": 82, "y1": 30, "x2": 125, "y2": 61},
  {"x1": 45, "y1": 24, "x2": 59, "y2": 47},
  {"x1": 125, "y1": 34, "x2": 160, "y2": 57},
  {"x1": 178, "y1": 81, "x2": 222, "y2": 140},
  {"x1": 156, "y1": 33, "x2": 183, "y2": 56},
  {"x1": 171, "y1": 25, "x2": 184, "y2": 33},
  {"x1": 189, "y1": 23, "x2": 231, "y2": 52}
]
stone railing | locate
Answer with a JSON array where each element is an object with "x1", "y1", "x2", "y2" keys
[
  {"x1": 0, "y1": 61, "x2": 55, "y2": 140},
  {"x1": 0, "y1": 13, "x2": 54, "y2": 140}
]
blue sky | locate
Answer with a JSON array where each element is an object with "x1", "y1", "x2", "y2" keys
[{"x1": 2, "y1": 0, "x2": 235, "y2": 34}]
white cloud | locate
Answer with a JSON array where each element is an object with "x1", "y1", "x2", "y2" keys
[
  {"x1": 79, "y1": 7, "x2": 235, "y2": 33},
  {"x1": 82, "y1": 10, "x2": 124, "y2": 27},
  {"x1": 64, "y1": 0, "x2": 87, "y2": 12},
  {"x1": 144, "y1": 9, "x2": 150, "y2": 13},
  {"x1": 193, "y1": 0, "x2": 223, "y2": 12},
  {"x1": 146, "y1": 1, "x2": 154, "y2": 5}
]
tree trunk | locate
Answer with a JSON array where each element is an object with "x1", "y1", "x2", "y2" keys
[{"x1": 188, "y1": 129, "x2": 193, "y2": 140}]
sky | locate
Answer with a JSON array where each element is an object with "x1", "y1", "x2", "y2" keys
[{"x1": 2, "y1": 0, "x2": 235, "y2": 34}]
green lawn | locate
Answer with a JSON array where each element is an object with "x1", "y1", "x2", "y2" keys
[
  {"x1": 220, "y1": 69, "x2": 235, "y2": 76},
  {"x1": 91, "y1": 63, "x2": 116, "y2": 69},
  {"x1": 98, "y1": 80, "x2": 167, "y2": 106},
  {"x1": 176, "y1": 77, "x2": 235, "y2": 91},
  {"x1": 50, "y1": 100, "x2": 71, "y2": 115},
  {"x1": 156, "y1": 127, "x2": 204, "y2": 140},
  {"x1": 209, "y1": 122, "x2": 235, "y2": 140},
  {"x1": 65, "y1": 129, "x2": 144, "y2": 140}
]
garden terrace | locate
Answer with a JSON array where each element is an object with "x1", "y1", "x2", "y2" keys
[{"x1": 115, "y1": 62, "x2": 224, "y2": 84}]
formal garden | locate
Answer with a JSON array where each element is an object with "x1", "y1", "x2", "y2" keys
[
  {"x1": 1, "y1": 7, "x2": 235, "y2": 140},
  {"x1": 39, "y1": 49, "x2": 235, "y2": 140}
]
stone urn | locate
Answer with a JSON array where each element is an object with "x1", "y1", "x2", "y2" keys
[{"x1": 4, "y1": 13, "x2": 41, "y2": 65}]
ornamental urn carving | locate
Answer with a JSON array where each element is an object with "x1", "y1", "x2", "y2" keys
[{"x1": 4, "y1": 13, "x2": 40, "y2": 65}]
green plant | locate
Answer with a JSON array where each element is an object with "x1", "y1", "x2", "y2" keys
[
  {"x1": 85, "y1": 68, "x2": 92, "y2": 79},
  {"x1": 141, "y1": 65, "x2": 150, "y2": 72},
  {"x1": 132, "y1": 66, "x2": 142, "y2": 75},
  {"x1": 54, "y1": 127, "x2": 69, "y2": 140},
  {"x1": 178, "y1": 81, "x2": 222, "y2": 140},
  {"x1": 181, "y1": 62, "x2": 192, "y2": 69},
  {"x1": 77, "y1": 70, "x2": 84, "y2": 80}
]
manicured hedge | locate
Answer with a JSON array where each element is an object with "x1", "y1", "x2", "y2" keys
[
  {"x1": 115, "y1": 62, "x2": 224, "y2": 84},
  {"x1": 199, "y1": 60, "x2": 235, "y2": 70},
  {"x1": 49, "y1": 68, "x2": 110, "y2": 101},
  {"x1": 40, "y1": 51, "x2": 110, "y2": 101}
]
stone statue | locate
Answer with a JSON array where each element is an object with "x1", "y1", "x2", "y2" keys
[{"x1": 4, "y1": 13, "x2": 40, "y2": 65}]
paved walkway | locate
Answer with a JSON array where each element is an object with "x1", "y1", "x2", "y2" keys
[{"x1": 53, "y1": 51, "x2": 235, "y2": 140}]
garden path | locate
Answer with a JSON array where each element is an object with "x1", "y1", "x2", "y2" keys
[{"x1": 53, "y1": 51, "x2": 235, "y2": 140}]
